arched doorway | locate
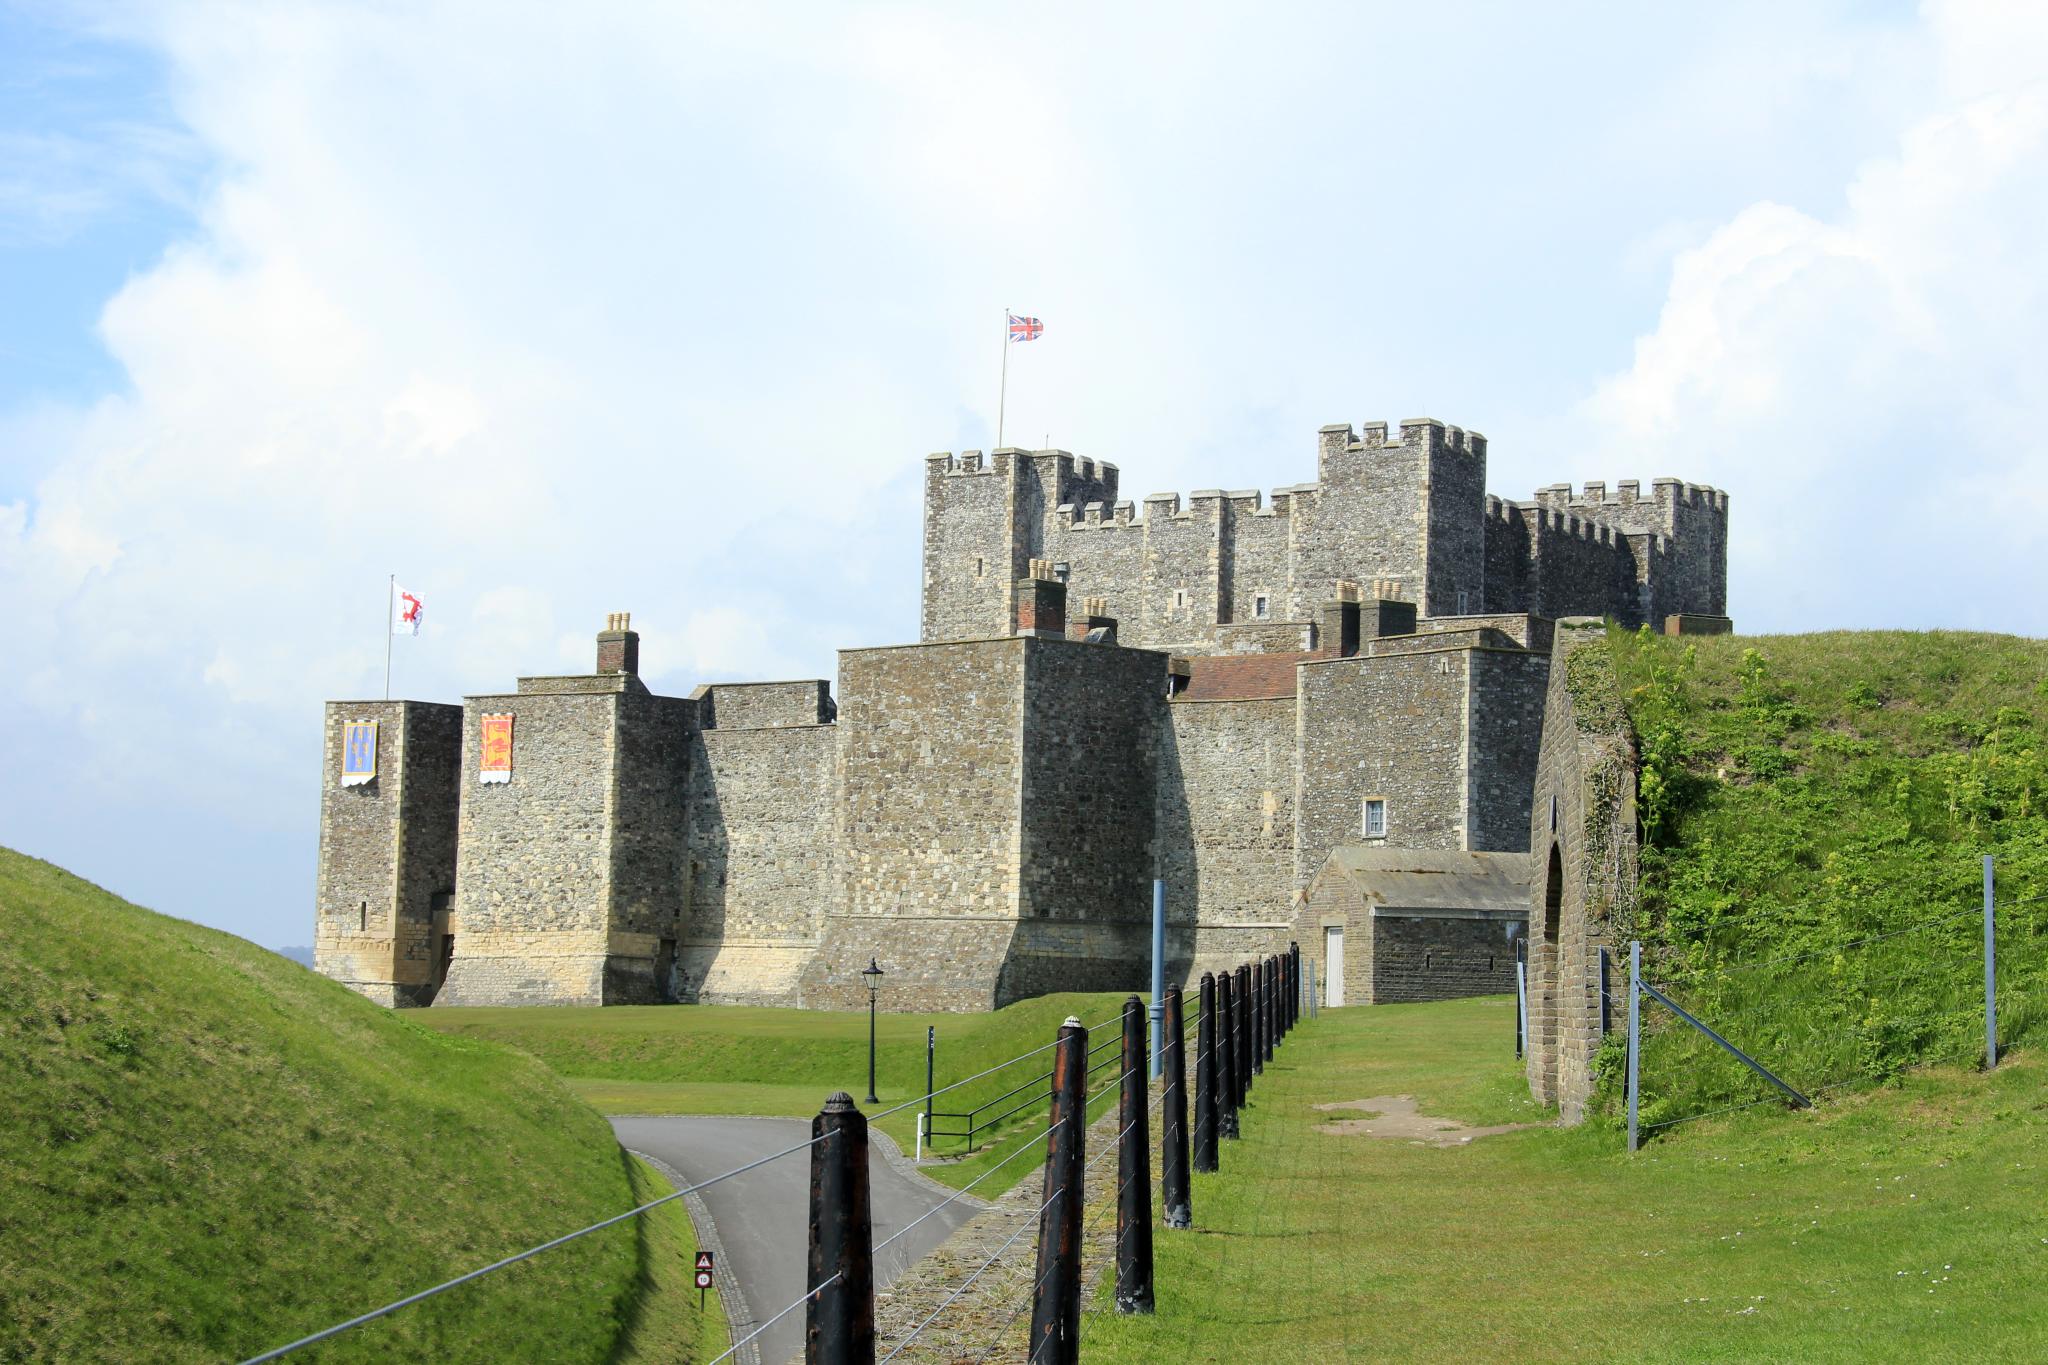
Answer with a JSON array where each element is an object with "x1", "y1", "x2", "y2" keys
[{"x1": 1535, "y1": 842, "x2": 1564, "y2": 1104}]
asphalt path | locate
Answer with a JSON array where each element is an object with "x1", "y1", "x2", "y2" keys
[{"x1": 611, "y1": 1115, "x2": 981, "y2": 1365}]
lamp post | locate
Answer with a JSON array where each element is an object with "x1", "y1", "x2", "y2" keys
[{"x1": 861, "y1": 957, "x2": 885, "y2": 1104}]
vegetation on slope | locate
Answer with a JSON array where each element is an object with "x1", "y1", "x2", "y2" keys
[
  {"x1": 1604, "y1": 629, "x2": 2048, "y2": 1124},
  {"x1": 421, "y1": 990, "x2": 1142, "y2": 1192},
  {"x1": 1087, "y1": 995, "x2": 2048, "y2": 1363},
  {"x1": 0, "y1": 848, "x2": 717, "y2": 1363}
]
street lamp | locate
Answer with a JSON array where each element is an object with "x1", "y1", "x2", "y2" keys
[{"x1": 861, "y1": 957, "x2": 885, "y2": 1104}]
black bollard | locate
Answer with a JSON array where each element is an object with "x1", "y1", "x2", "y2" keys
[
  {"x1": 1216, "y1": 969, "x2": 1240, "y2": 1139},
  {"x1": 1268, "y1": 955, "x2": 1280, "y2": 1055},
  {"x1": 1115, "y1": 997, "x2": 1156, "y2": 1312},
  {"x1": 1228, "y1": 961, "x2": 1245, "y2": 1096},
  {"x1": 1193, "y1": 971, "x2": 1219, "y2": 1170},
  {"x1": 807, "y1": 1092, "x2": 874, "y2": 1365},
  {"x1": 1290, "y1": 943, "x2": 1301, "y2": 1030},
  {"x1": 1161, "y1": 986, "x2": 1192, "y2": 1230},
  {"x1": 1251, "y1": 959, "x2": 1265, "y2": 1075},
  {"x1": 1029, "y1": 1016, "x2": 1088, "y2": 1365}
]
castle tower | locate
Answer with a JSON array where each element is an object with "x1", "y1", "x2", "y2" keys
[
  {"x1": 313, "y1": 699, "x2": 462, "y2": 1006},
  {"x1": 433, "y1": 613, "x2": 693, "y2": 1007}
]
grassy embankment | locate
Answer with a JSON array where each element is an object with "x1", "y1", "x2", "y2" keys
[
  {"x1": 1085, "y1": 994, "x2": 2048, "y2": 1363},
  {"x1": 420, "y1": 991, "x2": 1143, "y2": 1194},
  {"x1": 1602, "y1": 629, "x2": 2048, "y2": 1125},
  {"x1": 0, "y1": 848, "x2": 723, "y2": 1363}
]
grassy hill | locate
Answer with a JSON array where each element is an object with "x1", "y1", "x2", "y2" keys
[
  {"x1": 0, "y1": 849, "x2": 718, "y2": 1363},
  {"x1": 1603, "y1": 628, "x2": 2048, "y2": 1125}
]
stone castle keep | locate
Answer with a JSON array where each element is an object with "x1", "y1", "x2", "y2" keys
[{"x1": 315, "y1": 416, "x2": 1728, "y2": 1017}]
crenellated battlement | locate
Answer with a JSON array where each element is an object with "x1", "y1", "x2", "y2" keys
[
  {"x1": 1318, "y1": 418, "x2": 1489, "y2": 459},
  {"x1": 1534, "y1": 478, "x2": 1729, "y2": 515}
]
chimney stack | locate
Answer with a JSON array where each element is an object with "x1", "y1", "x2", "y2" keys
[
  {"x1": 1015, "y1": 559, "x2": 1067, "y2": 639},
  {"x1": 1318, "y1": 580, "x2": 1362, "y2": 658},
  {"x1": 597, "y1": 611, "x2": 640, "y2": 675},
  {"x1": 1067, "y1": 595, "x2": 1117, "y2": 646},
  {"x1": 1359, "y1": 578, "x2": 1417, "y2": 641}
]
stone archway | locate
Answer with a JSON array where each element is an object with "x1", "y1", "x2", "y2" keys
[{"x1": 1532, "y1": 842, "x2": 1564, "y2": 1105}]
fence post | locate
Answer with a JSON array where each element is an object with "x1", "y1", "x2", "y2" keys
[
  {"x1": 1237, "y1": 964, "x2": 1254, "y2": 1094},
  {"x1": 918, "y1": 1026, "x2": 935, "y2": 1163},
  {"x1": 1161, "y1": 986, "x2": 1191, "y2": 1230},
  {"x1": 1515, "y1": 956, "x2": 1526, "y2": 1059},
  {"x1": 1029, "y1": 1016, "x2": 1087, "y2": 1365},
  {"x1": 1267, "y1": 955, "x2": 1279, "y2": 1057},
  {"x1": 1309, "y1": 957, "x2": 1317, "y2": 1021},
  {"x1": 1985, "y1": 854, "x2": 1998, "y2": 1071},
  {"x1": 1626, "y1": 941, "x2": 1641, "y2": 1154},
  {"x1": 1150, "y1": 879, "x2": 1167, "y2": 1081},
  {"x1": 1291, "y1": 943, "x2": 1301, "y2": 1030},
  {"x1": 1216, "y1": 969, "x2": 1240, "y2": 1139},
  {"x1": 807, "y1": 1092, "x2": 874, "y2": 1365},
  {"x1": 1116, "y1": 997, "x2": 1156, "y2": 1310},
  {"x1": 1251, "y1": 960, "x2": 1265, "y2": 1075},
  {"x1": 1194, "y1": 971, "x2": 1219, "y2": 1171}
]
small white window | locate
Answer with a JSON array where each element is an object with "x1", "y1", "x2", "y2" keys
[
  {"x1": 1363, "y1": 798, "x2": 1387, "y2": 838},
  {"x1": 1254, "y1": 594, "x2": 1269, "y2": 619}
]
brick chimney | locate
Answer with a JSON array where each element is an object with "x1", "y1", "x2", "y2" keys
[
  {"x1": 1068, "y1": 595, "x2": 1117, "y2": 645},
  {"x1": 1318, "y1": 580, "x2": 1362, "y2": 658},
  {"x1": 597, "y1": 611, "x2": 640, "y2": 674},
  {"x1": 1359, "y1": 578, "x2": 1418, "y2": 641},
  {"x1": 1015, "y1": 559, "x2": 1067, "y2": 639}
]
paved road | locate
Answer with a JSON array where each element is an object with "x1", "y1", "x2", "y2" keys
[{"x1": 612, "y1": 1115, "x2": 981, "y2": 1365}]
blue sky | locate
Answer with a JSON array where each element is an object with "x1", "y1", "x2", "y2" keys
[{"x1": 1, "y1": 1, "x2": 2043, "y2": 949}]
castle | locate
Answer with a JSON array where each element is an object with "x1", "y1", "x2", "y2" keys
[{"x1": 314, "y1": 416, "x2": 1727, "y2": 1016}]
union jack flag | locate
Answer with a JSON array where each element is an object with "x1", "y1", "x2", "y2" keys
[{"x1": 1008, "y1": 313, "x2": 1043, "y2": 342}]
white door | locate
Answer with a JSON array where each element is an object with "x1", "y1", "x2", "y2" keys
[{"x1": 1325, "y1": 925, "x2": 1345, "y2": 1006}]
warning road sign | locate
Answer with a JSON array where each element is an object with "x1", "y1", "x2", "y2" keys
[
  {"x1": 695, "y1": 1251, "x2": 714, "y2": 1271},
  {"x1": 694, "y1": 1249, "x2": 715, "y2": 1292}
]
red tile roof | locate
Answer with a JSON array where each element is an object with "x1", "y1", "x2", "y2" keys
[{"x1": 1178, "y1": 652, "x2": 1313, "y2": 702}]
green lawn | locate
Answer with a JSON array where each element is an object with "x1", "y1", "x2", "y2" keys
[
  {"x1": 1082, "y1": 995, "x2": 2048, "y2": 1363},
  {"x1": 0, "y1": 848, "x2": 719, "y2": 1363},
  {"x1": 420, "y1": 991, "x2": 1144, "y2": 1193}
]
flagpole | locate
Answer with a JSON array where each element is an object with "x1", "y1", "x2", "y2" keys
[
  {"x1": 997, "y1": 307, "x2": 1008, "y2": 450},
  {"x1": 384, "y1": 573, "x2": 394, "y2": 701}
]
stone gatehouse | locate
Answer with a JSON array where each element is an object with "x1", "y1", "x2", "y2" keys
[{"x1": 314, "y1": 415, "x2": 1722, "y2": 1016}]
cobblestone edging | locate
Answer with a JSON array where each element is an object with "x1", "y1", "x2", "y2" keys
[
  {"x1": 875, "y1": 1095, "x2": 1146, "y2": 1363},
  {"x1": 624, "y1": 1149, "x2": 758, "y2": 1365}
]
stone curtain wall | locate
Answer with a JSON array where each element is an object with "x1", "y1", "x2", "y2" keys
[
  {"x1": 1002, "y1": 637, "x2": 1170, "y2": 1000},
  {"x1": 696, "y1": 679, "x2": 833, "y2": 730},
  {"x1": 438, "y1": 685, "x2": 626, "y2": 1006},
  {"x1": 1155, "y1": 696, "x2": 1298, "y2": 978},
  {"x1": 804, "y1": 639, "x2": 1030, "y2": 1010},
  {"x1": 315, "y1": 699, "x2": 461, "y2": 1006},
  {"x1": 684, "y1": 720, "x2": 838, "y2": 1003},
  {"x1": 1467, "y1": 650, "x2": 1554, "y2": 851},
  {"x1": 1294, "y1": 648, "x2": 1471, "y2": 885},
  {"x1": 1524, "y1": 619, "x2": 1640, "y2": 1122},
  {"x1": 602, "y1": 690, "x2": 693, "y2": 1003},
  {"x1": 1370, "y1": 911, "x2": 1525, "y2": 1003}
]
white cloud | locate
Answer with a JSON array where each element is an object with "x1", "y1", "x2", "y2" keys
[{"x1": 1580, "y1": 0, "x2": 2048, "y2": 632}]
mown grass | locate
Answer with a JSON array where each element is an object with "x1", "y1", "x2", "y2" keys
[
  {"x1": 419, "y1": 991, "x2": 1142, "y2": 1193},
  {"x1": 1602, "y1": 629, "x2": 2048, "y2": 1124},
  {"x1": 613, "y1": 1156, "x2": 727, "y2": 1363},
  {"x1": 1085, "y1": 995, "x2": 2048, "y2": 1363},
  {"x1": 0, "y1": 847, "x2": 718, "y2": 1363}
]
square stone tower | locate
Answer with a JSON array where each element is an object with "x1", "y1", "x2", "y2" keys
[
  {"x1": 434, "y1": 614, "x2": 694, "y2": 1006},
  {"x1": 313, "y1": 699, "x2": 462, "y2": 1005}
]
